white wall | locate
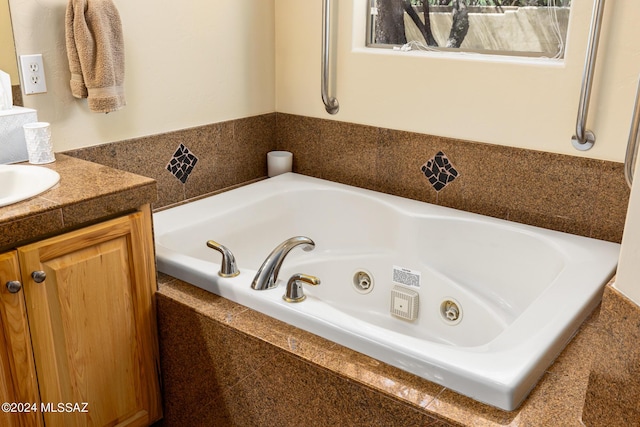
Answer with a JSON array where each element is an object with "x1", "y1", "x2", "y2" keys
[
  {"x1": 8, "y1": 0, "x2": 276, "y2": 151},
  {"x1": 275, "y1": 0, "x2": 640, "y2": 163},
  {"x1": 10, "y1": 1, "x2": 640, "y2": 158}
]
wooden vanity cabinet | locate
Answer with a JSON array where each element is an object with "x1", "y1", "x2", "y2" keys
[
  {"x1": 0, "y1": 251, "x2": 41, "y2": 427},
  {"x1": 0, "y1": 207, "x2": 162, "y2": 427}
]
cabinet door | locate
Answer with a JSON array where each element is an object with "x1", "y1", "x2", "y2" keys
[
  {"x1": 18, "y1": 210, "x2": 162, "y2": 427},
  {"x1": 0, "y1": 252, "x2": 42, "y2": 427}
]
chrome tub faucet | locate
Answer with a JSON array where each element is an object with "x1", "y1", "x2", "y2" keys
[{"x1": 251, "y1": 236, "x2": 315, "y2": 290}]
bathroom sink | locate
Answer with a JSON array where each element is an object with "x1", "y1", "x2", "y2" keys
[{"x1": 0, "y1": 164, "x2": 60, "y2": 207}]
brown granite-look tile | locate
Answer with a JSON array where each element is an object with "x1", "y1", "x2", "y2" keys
[
  {"x1": 432, "y1": 140, "x2": 516, "y2": 221},
  {"x1": 154, "y1": 176, "x2": 265, "y2": 212},
  {"x1": 232, "y1": 307, "x2": 342, "y2": 363},
  {"x1": 318, "y1": 343, "x2": 444, "y2": 410},
  {"x1": 589, "y1": 160, "x2": 629, "y2": 242},
  {"x1": 158, "y1": 295, "x2": 445, "y2": 427},
  {"x1": 156, "y1": 272, "x2": 175, "y2": 286},
  {"x1": 454, "y1": 144, "x2": 597, "y2": 236},
  {"x1": 317, "y1": 120, "x2": 381, "y2": 190},
  {"x1": 376, "y1": 129, "x2": 443, "y2": 204},
  {"x1": 201, "y1": 114, "x2": 276, "y2": 193},
  {"x1": 505, "y1": 149, "x2": 573, "y2": 218},
  {"x1": 37, "y1": 154, "x2": 156, "y2": 206},
  {"x1": 157, "y1": 280, "x2": 448, "y2": 426},
  {"x1": 0, "y1": 209, "x2": 63, "y2": 251},
  {"x1": 428, "y1": 421, "x2": 459, "y2": 427},
  {"x1": 107, "y1": 114, "x2": 276, "y2": 209},
  {"x1": 157, "y1": 275, "x2": 250, "y2": 324},
  {"x1": 459, "y1": 144, "x2": 619, "y2": 240},
  {"x1": 516, "y1": 150, "x2": 601, "y2": 236},
  {"x1": 156, "y1": 293, "x2": 284, "y2": 426},
  {"x1": 0, "y1": 193, "x2": 59, "y2": 223},
  {"x1": 179, "y1": 121, "x2": 233, "y2": 198},
  {"x1": 114, "y1": 131, "x2": 188, "y2": 208},
  {"x1": 230, "y1": 113, "x2": 276, "y2": 180},
  {"x1": 276, "y1": 113, "x2": 323, "y2": 177},
  {"x1": 221, "y1": 350, "x2": 445, "y2": 427},
  {"x1": 582, "y1": 285, "x2": 640, "y2": 426},
  {"x1": 188, "y1": 276, "x2": 446, "y2": 415},
  {"x1": 61, "y1": 184, "x2": 157, "y2": 227},
  {"x1": 426, "y1": 389, "x2": 513, "y2": 427},
  {"x1": 64, "y1": 143, "x2": 119, "y2": 169},
  {"x1": 159, "y1": 275, "x2": 346, "y2": 367}
]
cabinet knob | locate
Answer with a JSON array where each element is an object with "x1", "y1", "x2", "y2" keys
[
  {"x1": 31, "y1": 271, "x2": 46, "y2": 283},
  {"x1": 5, "y1": 281, "x2": 22, "y2": 294}
]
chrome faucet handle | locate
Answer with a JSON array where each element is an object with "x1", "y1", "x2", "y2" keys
[
  {"x1": 283, "y1": 273, "x2": 320, "y2": 303},
  {"x1": 206, "y1": 240, "x2": 240, "y2": 278}
]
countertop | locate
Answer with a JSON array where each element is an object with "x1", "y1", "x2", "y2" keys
[{"x1": 0, "y1": 154, "x2": 157, "y2": 251}]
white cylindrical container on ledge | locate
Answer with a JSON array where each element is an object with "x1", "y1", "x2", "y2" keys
[
  {"x1": 23, "y1": 122, "x2": 55, "y2": 164},
  {"x1": 267, "y1": 151, "x2": 292, "y2": 177}
]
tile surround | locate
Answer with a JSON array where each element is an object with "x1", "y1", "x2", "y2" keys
[
  {"x1": 65, "y1": 114, "x2": 277, "y2": 209},
  {"x1": 275, "y1": 113, "x2": 629, "y2": 243},
  {"x1": 156, "y1": 277, "x2": 454, "y2": 426},
  {"x1": 65, "y1": 113, "x2": 629, "y2": 243},
  {"x1": 582, "y1": 285, "x2": 640, "y2": 426},
  {"x1": 157, "y1": 289, "x2": 449, "y2": 426}
]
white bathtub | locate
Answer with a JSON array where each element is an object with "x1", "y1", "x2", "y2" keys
[{"x1": 153, "y1": 173, "x2": 619, "y2": 411}]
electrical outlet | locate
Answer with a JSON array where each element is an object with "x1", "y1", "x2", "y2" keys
[{"x1": 19, "y1": 54, "x2": 47, "y2": 95}]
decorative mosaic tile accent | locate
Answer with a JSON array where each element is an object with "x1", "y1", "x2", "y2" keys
[
  {"x1": 421, "y1": 151, "x2": 459, "y2": 192},
  {"x1": 166, "y1": 144, "x2": 198, "y2": 184}
]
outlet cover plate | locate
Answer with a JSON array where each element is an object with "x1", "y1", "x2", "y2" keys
[{"x1": 19, "y1": 54, "x2": 47, "y2": 95}]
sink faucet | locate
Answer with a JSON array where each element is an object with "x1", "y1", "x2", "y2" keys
[{"x1": 251, "y1": 236, "x2": 315, "y2": 290}]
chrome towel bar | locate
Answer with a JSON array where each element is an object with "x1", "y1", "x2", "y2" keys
[
  {"x1": 572, "y1": 0, "x2": 606, "y2": 151},
  {"x1": 321, "y1": 0, "x2": 339, "y2": 114},
  {"x1": 624, "y1": 76, "x2": 640, "y2": 188}
]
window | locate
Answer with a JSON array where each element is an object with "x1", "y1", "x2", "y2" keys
[{"x1": 367, "y1": 1, "x2": 571, "y2": 59}]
